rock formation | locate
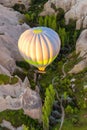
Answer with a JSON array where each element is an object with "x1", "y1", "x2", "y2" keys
[
  {"x1": 0, "y1": 0, "x2": 31, "y2": 9},
  {"x1": 0, "y1": 77, "x2": 42, "y2": 120},
  {"x1": 65, "y1": 0, "x2": 87, "y2": 29},
  {"x1": 0, "y1": 4, "x2": 30, "y2": 74},
  {"x1": 0, "y1": 3, "x2": 42, "y2": 121},
  {"x1": 1, "y1": 120, "x2": 23, "y2": 130},
  {"x1": 69, "y1": 29, "x2": 87, "y2": 74},
  {"x1": 41, "y1": 0, "x2": 87, "y2": 29}
]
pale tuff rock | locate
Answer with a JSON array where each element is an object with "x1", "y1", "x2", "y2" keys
[
  {"x1": 0, "y1": 77, "x2": 27, "y2": 97},
  {"x1": 69, "y1": 29, "x2": 87, "y2": 73},
  {"x1": 41, "y1": 0, "x2": 87, "y2": 29},
  {"x1": 0, "y1": 4, "x2": 30, "y2": 74},
  {"x1": 0, "y1": 120, "x2": 23, "y2": 130},
  {"x1": 0, "y1": 77, "x2": 42, "y2": 120},
  {"x1": 0, "y1": 40, "x2": 16, "y2": 74},
  {"x1": 0, "y1": 0, "x2": 31, "y2": 9},
  {"x1": 83, "y1": 16, "x2": 87, "y2": 28},
  {"x1": 68, "y1": 60, "x2": 87, "y2": 74},
  {"x1": 41, "y1": 0, "x2": 77, "y2": 16},
  {"x1": 65, "y1": 0, "x2": 87, "y2": 29},
  {"x1": 0, "y1": 64, "x2": 11, "y2": 76},
  {"x1": 0, "y1": 4, "x2": 21, "y2": 25},
  {"x1": 76, "y1": 29, "x2": 87, "y2": 57},
  {"x1": 22, "y1": 88, "x2": 42, "y2": 119},
  {"x1": 76, "y1": 18, "x2": 83, "y2": 30},
  {"x1": 40, "y1": 1, "x2": 55, "y2": 16},
  {"x1": 76, "y1": 16, "x2": 87, "y2": 30}
]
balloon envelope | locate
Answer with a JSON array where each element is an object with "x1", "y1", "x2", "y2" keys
[{"x1": 18, "y1": 27, "x2": 61, "y2": 71}]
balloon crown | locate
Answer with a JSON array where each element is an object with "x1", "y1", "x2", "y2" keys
[{"x1": 33, "y1": 28, "x2": 42, "y2": 34}]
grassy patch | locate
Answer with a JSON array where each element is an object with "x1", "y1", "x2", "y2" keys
[{"x1": 0, "y1": 74, "x2": 18, "y2": 85}]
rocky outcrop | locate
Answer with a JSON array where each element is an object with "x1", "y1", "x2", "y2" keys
[
  {"x1": 1, "y1": 120, "x2": 23, "y2": 130},
  {"x1": 0, "y1": 4, "x2": 30, "y2": 74},
  {"x1": 40, "y1": 1, "x2": 55, "y2": 16},
  {"x1": 0, "y1": 77, "x2": 42, "y2": 120},
  {"x1": 0, "y1": 64, "x2": 11, "y2": 76},
  {"x1": 83, "y1": 16, "x2": 87, "y2": 28},
  {"x1": 76, "y1": 30, "x2": 87, "y2": 57},
  {"x1": 41, "y1": 0, "x2": 87, "y2": 29},
  {"x1": 0, "y1": 3, "x2": 42, "y2": 121},
  {"x1": 65, "y1": 0, "x2": 87, "y2": 29},
  {"x1": 69, "y1": 29, "x2": 87, "y2": 74},
  {"x1": 0, "y1": 0, "x2": 31, "y2": 9},
  {"x1": 40, "y1": 0, "x2": 76, "y2": 16}
]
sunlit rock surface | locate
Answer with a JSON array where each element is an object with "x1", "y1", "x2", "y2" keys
[
  {"x1": 69, "y1": 29, "x2": 87, "y2": 73},
  {"x1": 0, "y1": 77, "x2": 42, "y2": 120},
  {"x1": 65, "y1": 0, "x2": 87, "y2": 29},
  {"x1": 0, "y1": 0, "x2": 31, "y2": 9},
  {"x1": 41, "y1": 0, "x2": 87, "y2": 29},
  {"x1": 0, "y1": 4, "x2": 30, "y2": 74}
]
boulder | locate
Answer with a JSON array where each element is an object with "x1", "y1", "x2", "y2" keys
[
  {"x1": 0, "y1": 4, "x2": 30, "y2": 74},
  {"x1": 69, "y1": 29, "x2": 87, "y2": 74},
  {"x1": 40, "y1": 1, "x2": 55, "y2": 16},
  {"x1": 0, "y1": 0, "x2": 31, "y2": 9},
  {"x1": 0, "y1": 120, "x2": 23, "y2": 130},
  {"x1": 40, "y1": 0, "x2": 76, "y2": 16}
]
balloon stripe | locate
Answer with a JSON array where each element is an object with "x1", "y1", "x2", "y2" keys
[
  {"x1": 40, "y1": 34, "x2": 50, "y2": 66},
  {"x1": 25, "y1": 31, "x2": 34, "y2": 60},
  {"x1": 29, "y1": 34, "x2": 37, "y2": 63},
  {"x1": 42, "y1": 33, "x2": 54, "y2": 64},
  {"x1": 36, "y1": 34, "x2": 43, "y2": 65},
  {"x1": 18, "y1": 30, "x2": 30, "y2": 59},
  {"x1": 43, "y1": 32, "x2": 57, "y2": 56},
  {"x1": 44, "y1": 31, "x2": 59, "y2": 54}
]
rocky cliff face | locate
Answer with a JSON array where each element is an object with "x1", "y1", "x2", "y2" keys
[
  {"x1": 0, "y1": 4, "x2": 42, "y2": 122},
  {"x1": 0, "y1": 4, "x2": 30, "y2": 74},
  {"x1": 41, "y1": 0, "x2": 87, "y2": 29},
  {"x1": 65, "y1": 0, "x2": 87, "y2": 29},
  {"x1": 69, "y1": 29, "x2": 87, "y2": 74}
]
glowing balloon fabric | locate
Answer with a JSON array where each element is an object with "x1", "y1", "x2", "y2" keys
[{"x1": 18, "y1": 27, "x2": 61, "y2": 71}]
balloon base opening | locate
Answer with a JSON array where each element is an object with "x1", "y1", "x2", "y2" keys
[
  {"x1": 37, "y1": 70, "x2": 46, "y2": 74},
  {"x1": 35, "y1": 69, "x2": 46, "y2": 74}
]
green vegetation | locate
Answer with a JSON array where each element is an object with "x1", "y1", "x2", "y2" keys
[
  {"x1": 0, "y1": 74, "x2": 18, "y2": 85},
  {"x1": 42, "y1": 85, "x2": 55, "y2": 130}
]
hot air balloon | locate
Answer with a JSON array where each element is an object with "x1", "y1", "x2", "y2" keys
[{"x1": 18, "y1": 27, "x2": 61, "y2": 71}]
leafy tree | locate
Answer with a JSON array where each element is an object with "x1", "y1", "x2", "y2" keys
[
  {"x1": 25, "y1": 14, "x2": 31, "y2": 24},
  {"x1": 31, "y1": 13, "x2": 36, "y2": 22},
  {"x1": 51, "y1": 19, "x2": 57, "y2": 31},
  {"x1": 38, "y1": 16, "x2": 44, "y2": 26},
  {"x1": 42, "y1": 84, "x2": 55, "y2": 130},
  {"x1": 58, "y1": 27, "x2": 68, "y2": 47},
  {"x1": 44, "y1": 15, "x2": 49, "y2": 26},
  {"x1": 48, "y1": 16, "x2": 52, "y2": 27},
  {"x1": 56, "y1": 8, "x2": 64, "y2": 21}
]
